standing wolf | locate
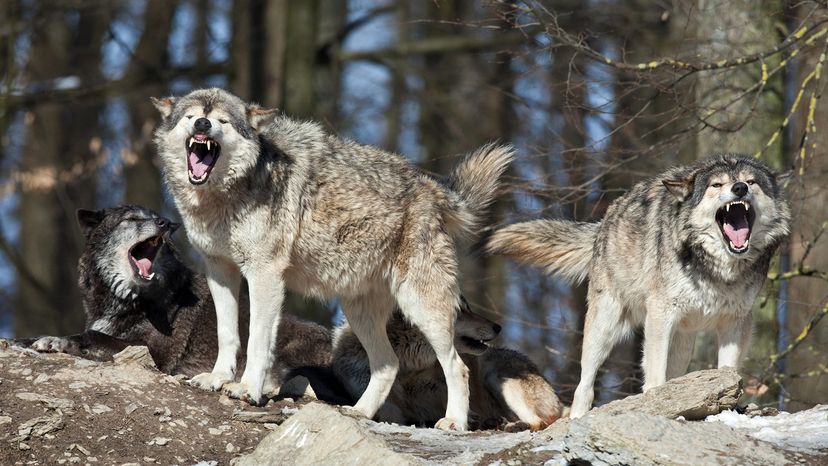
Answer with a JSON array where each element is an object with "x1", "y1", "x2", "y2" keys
[
  {"x1": 152, "y1": 88, "x2": 513, "y2": 430},
  {"x1": 488, "y1": 154, "x2": 790, "y2": 418},
  {"x1": 13, "y1": 205, "x2": 332, "y2": 387}
]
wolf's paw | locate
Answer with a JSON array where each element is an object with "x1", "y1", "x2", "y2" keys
[
  {"x1": 31, "y1": 336, "x2": 71, "y2": 353},
  {"x1": 435, "y1": 417, "x2": 466, "y2": 431},
  {"x1": 189, "y1": 371, "x2": 232, "y2": 392},
  {"x1": 503, "y1": 421, "x2": 531, "y2": 432},
  {"x1": 222, "y1": 382, "x2": 266, "y2": 406}
]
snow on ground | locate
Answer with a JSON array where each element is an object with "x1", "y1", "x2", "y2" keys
[{"x1": 706, "y1": 405, "x2": 828, "y2": 452}]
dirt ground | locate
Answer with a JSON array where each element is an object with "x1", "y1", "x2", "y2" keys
[{"x1": 0, "y1": 341, "x2": 308, "y2": 466}]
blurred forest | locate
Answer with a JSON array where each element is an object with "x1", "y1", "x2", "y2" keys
[{"x1": 1, "y1": 0, "x2": 827, "y2": 411}]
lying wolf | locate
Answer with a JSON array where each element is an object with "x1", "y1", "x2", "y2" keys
[
  {"x1": 14, "y1": 205, "x2": 334, "y2": 397},
  {"x1": 152, "y1": 88, "x2": 513, "y2": 430},
  {"x1": 333, "y1": 298, "x2": 562, "y2": 430},
  {"x1": 488, "y1": 154, "x2": 790, "y2": 418}
]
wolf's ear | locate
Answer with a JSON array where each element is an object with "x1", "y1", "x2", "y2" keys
[
  {"x1": 662, "y1": 177, "x2": 694, "y2": 201},
  {"x1": 151, "y1": 97, "x2": 176, "y2": 119},
  {"x1": 775, "y1": 170, "x2": 793, "y2": 189},
  {"x1": 76, "y1": 209, "x2": 105, "y2": 239},
  {"x1": 246, "y1": 105, "x2": 278, "y2": 131}
]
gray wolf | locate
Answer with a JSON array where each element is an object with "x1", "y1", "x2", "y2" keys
[
  {"x1": 332, "y1": 297, "x2": 563, "y2": 430},
  {"x1": 13, "y1": 205, "x2": 334, "y2": 397},
  {"x1": 152, "y1": 88, "x2": 513, "y2": 430},
  {"x1": 487, "y1": 154, "x2": 790, "y2": 418}
]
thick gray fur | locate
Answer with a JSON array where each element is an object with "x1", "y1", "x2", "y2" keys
[
  {"x1": 13, "y1": 205, "x2": 332, "y2": 395},
  {"x1": 333, "y1": 299, "x2": 563, "y2": 431},
  {"x1": 152, "y1": 88, "x2": 513, "y2": 430},
  {"x1": 488, "y1": 154, "x2": 790, "y2": 418}
]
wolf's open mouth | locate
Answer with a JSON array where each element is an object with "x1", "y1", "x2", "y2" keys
[
  {"x1": 715, "y1": 200, "x2": 756, "y2": 254},
  {"x1": 460, "y1": 336, "x2": 492, "y2": 354},
  {"x1": 129, "y1": 236, "x2": 163, "y2": 281},
  {"x1": 185, "y1": 133, "x2": 221, "y2": 184}
]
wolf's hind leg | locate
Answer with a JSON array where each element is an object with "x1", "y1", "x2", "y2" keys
[
  {"x1": 225, "y1": 261, "x2": 286, "y2": 405},
  {"x1": 396, "y1": 283, "x2": 469, "y2": 431},
  {"x1": 190, "y1": 257, "x2": 241, "y2": 392},
  {"x1": 666, "y1": 330, "x2": 695, "y2": 380},
  {"x1": 571, "y1": 290, "x2": 627, "y2": 418},
  {"x1": 340, "y1": 294, "x2": 399, "y2": 420}
]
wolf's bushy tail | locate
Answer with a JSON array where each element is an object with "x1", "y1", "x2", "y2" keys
[
  {"x1": 486, "y1": 219, "x2": 600, "y2": 284},
  {"x1": 443, "y1": 143, "x2": 514, "y2": 236}
]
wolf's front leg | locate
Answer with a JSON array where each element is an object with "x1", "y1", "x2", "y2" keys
[
  {"x1": 190, "y1": 256, "x2": 241, "y2": 392},
  {"x1": 717, "y1": 312, "x2": 752, "y2": 369},
  {"x1": 223, "y1": 261, "x2": 285, "y2": 406},
  {"x1": 641, "y1": 303, "x2": 675, "y2": 392}
]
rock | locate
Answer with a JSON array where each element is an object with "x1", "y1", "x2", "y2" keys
[
  {"x1": 235, "y1": 402, "x2": 538, "y2": 466},
  {"x1": 234, "y1": 403, "x2": 418, "y2": 466},
  {"x1": 562, "y1": 411, "x2": 789, "y2": 465},
  {"x1": 15, "y1": 392, "x2": 75, "y2": 410},
  {"x1": 148, "y1": 437, "x2": 171, "y2": 446},
  {"x1": 112, "y1": 346, "x2": 156, "y2": 369},
  {"x1": 91, "y1": 404, "x2": 112, "y2": 414},
  {"x1": 0, "y1": 415, "x2": 12, "y2": 425},
  {"x1": 16, "y1": 412, "x2": 65, "y2": 440},
  {"x1": 592, "y1": 368, "x2": 741, "y2": 420}
]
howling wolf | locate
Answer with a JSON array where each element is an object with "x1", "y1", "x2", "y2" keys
[
  {"x1": 14, "y1": 205, "x2": 332, "y2": 395},
  {"x1": 488, "y1": 155, "x2": 790, "y2": 418},
  {"x1": 152, "y1": 88, "x2": 513, "y2": 430}
]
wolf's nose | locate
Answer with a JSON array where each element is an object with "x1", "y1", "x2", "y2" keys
[
  {"x1": 194, "y1": 117, "x2": 211, "y2": 132},
  {"x1": 155, "y1": 217, "x2": 171, "y2": 229},
  {"x1": 493, "y1": 323, "x2": 502, "y2": 335},
  {"x1": 731, "y1": 182, "x2": 748, "y2": 198}
]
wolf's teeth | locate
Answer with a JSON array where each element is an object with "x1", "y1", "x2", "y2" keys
[
  {"x1": 726, "y1": 203, "x2": 730, "y2": 212},
  {"x1": 745, "y1": 203, "x2": 750, "y2": 211},
  {"x1": 189, "y1": 138, "x2": 195, "y2": 148},
  {"x1": 148, "y1": 272, "x2": 155, "y2": 280},
  {"x1": 206, "y1": 140, "x2": 211, "y2": 151}
]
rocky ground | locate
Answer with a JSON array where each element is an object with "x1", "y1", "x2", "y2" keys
[{"x1": 1, "y1": 340, "x2": 826, "y2": 465}]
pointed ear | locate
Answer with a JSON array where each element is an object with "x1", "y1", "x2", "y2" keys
[
  {"x1": 246, "y1": 105, "x2": 278, "y2": 131},
  {"x1": 151, "y1": 97, "x2": 176, "y2": 119},
  {"x1": 775, "y1": 170, "x2": 793, "y2": 189},
  {"x1": 662, "y1": 177, "x2": 694, "y2": 201},
  {"x1": 77, "y1": 209, "x2": 105, "y2": 239}
]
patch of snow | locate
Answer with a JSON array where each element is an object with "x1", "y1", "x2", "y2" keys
[{"x1": 706, "y1": 405, "x2": 828, "y2": 452}]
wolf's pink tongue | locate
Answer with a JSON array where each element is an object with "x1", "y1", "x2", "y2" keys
[
  {"x1": 132, "y1": 257, "x2": 152, "y2": 277},
  {"x1": 723, "y1": 223, "x2": 749, "y2": 247},
  {"x1": 189, "y1": 151, "x2": 214, "y2": 178}
]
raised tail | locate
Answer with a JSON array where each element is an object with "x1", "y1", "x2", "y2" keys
[
  {"x1": 443, "y1": 143, "x2": 514, "y2": 236},
  {"x1": 486, "y1": 219, "x2": 600, "y2": 284}
]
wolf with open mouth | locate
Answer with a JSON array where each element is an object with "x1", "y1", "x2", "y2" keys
[
  {"x1": 151, "y1": 88, "x2": 513, "y2": 431},
  {"x1": 487, "y1": 154, "x2": 790, "y2": 418},
  {"x1": 333, "y1": 297, "x2": 562, "y2": 431},
  {"x1": 12, "y1": 205, "x2": 334, "y2": 391}
]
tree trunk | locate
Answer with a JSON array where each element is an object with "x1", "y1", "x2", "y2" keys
[
  {"x1": 123, "y1": 0, "x2": 178, "y2": 211},
  {"x1": 15, "y1": 1, "x2": 112, "y2": 337},
  {"x1": 691, "y1": 0, "x2": 785, "y2": 379},
  {"x1": 783, "y1": 6, "x2": 828, "y2": 412}
]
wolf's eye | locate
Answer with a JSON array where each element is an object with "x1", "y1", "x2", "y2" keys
[
  {"x1": 746, "y1": 180, "x2": 756, "y2": 185},
  {"x1": 186, "y1": 115, "x2": 194, "y2": 119},
  {"x1": 711, "y1": 182, "x2": 723, "y2": 188},
  {"x1": 219, "y1": 118, "x2": 229, "y2": 124}
]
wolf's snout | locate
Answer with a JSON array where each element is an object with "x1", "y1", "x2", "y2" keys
[
  {"x1": 493, "y1": 323, "x2": 502, "y2": 335},
  {"x1": 731, "y1": 182, "x2": 748, "y2": 198},
  {"x1": 194, "y1": 117, "x2": 211, "y2": 132},
  {"x1": 155, "y1": 217, "x2": 179, "y2": 233}
]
